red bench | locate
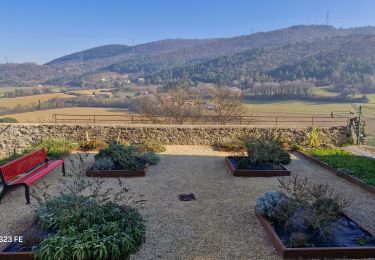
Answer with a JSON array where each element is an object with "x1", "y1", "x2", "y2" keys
[{"x1": 0, "y1": 148, "x2": 65, "y2": 204}]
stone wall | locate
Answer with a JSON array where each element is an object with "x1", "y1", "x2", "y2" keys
[{"x1": 0, "y1": 123, "x2": 352, "y2": 159}]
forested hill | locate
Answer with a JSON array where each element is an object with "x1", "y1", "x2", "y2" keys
[
  {"x1": 2, "y1": 25, "x2": 375, "y2": 90},
  {"x1": 143, "y1": 34, "x2": 375, "y2": 89}
]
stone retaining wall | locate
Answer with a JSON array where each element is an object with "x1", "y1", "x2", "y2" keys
[{"x1": 0, "y1": 123, "x2": 352, "y2": 159}]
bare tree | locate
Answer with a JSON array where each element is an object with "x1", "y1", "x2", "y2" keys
[
  {"x1": 209, "y1": 87, "x2": 248, "y2": 125},
  {"x1": 132, "y1": 88, "x2": 204, "y2": 124}
]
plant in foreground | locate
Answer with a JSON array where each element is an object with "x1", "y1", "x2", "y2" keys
[
  {"x1": 256, "y1": 174, "x2": 351, "y2": 246},
  {"x1": 30, "y1": 153, "x2": 146, "y2": 260}
]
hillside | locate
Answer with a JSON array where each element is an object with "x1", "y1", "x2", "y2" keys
[
  {"x1": 144, "y1": 34, "x2": 375, "y2": 89},
  {"x1": 2, "y1": 25, "x2": 375, "y2": 90}
]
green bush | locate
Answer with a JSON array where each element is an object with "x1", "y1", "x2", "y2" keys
[
  {"x1": 0, "y1": 117, "x2": 18, "y2": 123},
  {"x1": 247, "y1": 139, "x2": 291, "y2": 165},
  {"x1": 217, "y1": 141, "x2": 246, "y2": 151},
  {"x1": 139, "y1": 152, "x2": 160, "y2": 165},
  {"x1": 25, "y1": 139, "x2": 78, "y2": 160},
  {"x1": 135, "y1": 139, "x2": 166, "y2": 153},
  {"x1": 95, "y1": 143, "x2": 158, "y2": 170},
  {"x1": 35, "y1": 195, "x2": 145, "y2": 260},
  {"x1": 236, "y1": 157, "x2": 250, "y2": 169},
  {"x1": 79, "y1": 139, "x2": 107, "y2": 151},
  {"x1": 93, "y1": 157, "x2": 114, "y2": 170}
]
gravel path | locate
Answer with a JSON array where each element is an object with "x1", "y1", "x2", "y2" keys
[
  {"x1": 342, "y1": 145, "x2": 375, "y2": 160},
  {"x1": 0, "y1": 145, "x2": 375, "y2": 260}
]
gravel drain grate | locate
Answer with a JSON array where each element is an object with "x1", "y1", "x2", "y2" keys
[{"x1": 178, "y1": 193, "x2": 196, "y2": 201}]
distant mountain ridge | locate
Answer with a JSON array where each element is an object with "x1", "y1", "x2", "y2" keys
[{"x1": 2, "y1": 25, "x2": 375, "y2": 88}]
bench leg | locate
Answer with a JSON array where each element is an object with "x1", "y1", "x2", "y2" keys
[
  {"x1": 24, "y1": 185, "x2": 30, "y2": 204},
  {"x1": 0, "y1": 188, "x2": 8, "y2": 204},
  {"x1": 62, "y1": 162, "x2": 66, "y2": 176}
]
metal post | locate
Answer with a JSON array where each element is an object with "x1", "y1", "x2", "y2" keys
[
  {"x1": 93, "y1": 115, "x2": 96, "y2": 124},
  {"x1": 357, "y1": 106, "x2": 362, "y2": 145},
  {"x1": 311, "y1": 117, "x2": 314, "y2": 126},
  {"x1": 132, "y1": 116, "x2": 134, "y2": 124},
  {"x1": 276, "y1": 117, "x2": 278, "y2": 126}
]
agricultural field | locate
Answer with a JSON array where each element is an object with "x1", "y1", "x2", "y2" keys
[
  {"x1": 0, "y1": 92, "x2": 74, "y2": 108},
  {"x1": 3, "y1": 107, "x2": 132, "y2": 123}
]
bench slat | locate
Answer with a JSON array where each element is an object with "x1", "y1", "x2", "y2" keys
[
  {"x1": 0, "y1": 149, "x2": 47, "y2": 182},
  {"x1": 11, "y1": 160, "x2": 64, "y2": 186}
]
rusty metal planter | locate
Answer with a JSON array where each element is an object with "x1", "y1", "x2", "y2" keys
[
  {"x1": 225, "y1": 156, "x2": 290, "y2": 177},
  {"x1": 255, "y1": 207, "x2": 375, "y2": 259},
  {"x1": 0, "y1": 251, "x2": 33, "y2": 260},
  {"x1": 86, "y1": 162, "x2": 149, "y2": 177}
]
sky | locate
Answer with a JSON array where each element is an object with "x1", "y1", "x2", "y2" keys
[{"x1": 1, "y1": 0, "x2": 375, "y2": 64}]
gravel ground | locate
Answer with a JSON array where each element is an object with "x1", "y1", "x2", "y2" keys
[
  {"x1": 342, "y1": 145, "x2": 375, "y2": 160},
  {"x1": 0, "y1": 145, "x2": 375, "y2": 260}
]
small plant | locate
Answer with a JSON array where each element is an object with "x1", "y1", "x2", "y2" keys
[
  {"x1": 79, "y1": 139, "x2": 107, "y2": 151},
  {"x1": 256, "y1": 191, "x2": 286, "y2": 220},
  {"x1": 236, "y1": 157, "x2": 250, "y2": 169},
  {"x1": 0, "y1": 117, "x2": 18, "y2": 123},
  {"x1": 246, "y1": 139, "x2": 291, "y2": 165},
  {"x1": 354, "y1": 235, "x2": 370, "y2": 246},
  {"x1": 217, "y1": 140, "x2": 246, "y2": 151},
  {"x1": 288, "y1": 232, "x2": 309, "y2": 247},
  {"x1": 336, "y1": 167, "x2": 353, "y2": 177},
  {"x1": 92, "y1": 157, "x2": 114, "y2": 170},
  {"x1": 277, "y1": 174, "x2": 351, "y2": 235},
  {"x1": 307, "y1": 128, "x2": 322, "y2": 148},
  {"x1": 139, "y1": 152, "x2": 160, "y2": 165},
  {"x1": 135, "y1": 139, "x2": 166, "y2": 153}
]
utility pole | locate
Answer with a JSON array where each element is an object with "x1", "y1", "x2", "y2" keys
[{"x1": 326, "y1": 10, "x2": 330, "y2": 25}]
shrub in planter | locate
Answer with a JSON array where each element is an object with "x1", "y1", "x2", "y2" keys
[
  {"x1": 139, "y1": 152, "x2": 160, "y2": 165},
  {"x1": 256, "y1": 191, "x2": 286, "y2": 220},
  {"x1": 93, "y1": 157, "x2": 114, "y2": 170},
  {"x1": 93, "y1": 143, "x2": 160, "y2": 171},
  {"x1": 247, "y1": 139, "x2": 291, "y2": 165},
  {"x1": 257, "y1": 175, "x2": 353, "y2": 247},
  {"x1": 35, "y1": 195, "x2": 145, "y2": 260},
  {"x1": 95, "y1": 143, "x2": 139, "y2": 164}
]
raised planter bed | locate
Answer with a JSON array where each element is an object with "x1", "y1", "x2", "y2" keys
[
  {"x1": 225, "y1": 156, "x2": 290, "y2": 177},
  {"x1": 255, "y1": 207, "x2": 375, "y2": 259},
  {"x1": 0, "y1": 251, "x2": 33, "y2": 260},
  {"x1": 86, "y1": 162, "x2": 149, "y2": 177},
  {"x1": 0, "y1": 222, "x2": 51, "y2": 260},
  {"x1": 293, "y1": 150, "x2": 375, "y2": 195}
]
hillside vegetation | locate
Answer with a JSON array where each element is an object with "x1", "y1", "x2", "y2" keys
[{"x1": 1, "y1": 25, "x2": 375, "y2": 96}]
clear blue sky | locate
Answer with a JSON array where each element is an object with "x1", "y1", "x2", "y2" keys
[{"x1": 1, "y1": 0, "x2": 374, "y2": 64}]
